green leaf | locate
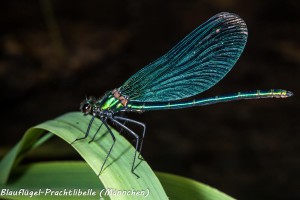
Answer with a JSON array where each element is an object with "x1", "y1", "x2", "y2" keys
[
  {"x1": 1, "y1": 161, "x2": 104, "y2": 200},
  {"x1": 1, "y1": 161, "x2": 235, "y2": 200},
  {"x1": 0, "y1": 112, "x2": 168, "y2": 200},
  {"x1": 0, "y1": 112, "x2": 236, "y2": 200},
  {"x1": 156, "y1": 172, "x2": 236, "y2": 200},
  {"x1": 0, "y1": 128, "x2": 52, "y2": 184}
]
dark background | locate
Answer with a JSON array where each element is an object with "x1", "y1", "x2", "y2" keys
[{"x1": 0, "y1": 0, "x2": 299, "y2": 199}]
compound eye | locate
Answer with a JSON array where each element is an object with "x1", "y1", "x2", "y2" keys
[{"x1": 80, "y1": 103, "x2": 91, "y2": 115}]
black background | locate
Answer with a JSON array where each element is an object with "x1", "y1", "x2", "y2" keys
[{"x1": 0, "y1": 0, "x2": 299, "y2": 199}]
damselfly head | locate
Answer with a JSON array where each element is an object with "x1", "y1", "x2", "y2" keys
[{"x1": 80, "y1": 96, "x2": 96, "y2": 115}]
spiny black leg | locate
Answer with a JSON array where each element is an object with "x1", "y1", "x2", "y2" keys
[
  {"x1": 71, "y1": 115, "x2": 95, "y2": 144},
  {"x1": 89, "y1": 122, "x2": 104, "y2": 143},
  {"x1": 113, "y1": 112, "x2": 127, "y2": 134},
  {"x1": 110, "y1": 117, "x2": 140, "y2": 178},
  {"x1": 98, "y1": 118, "x2": 116, "y2": 176},
  {"x1": 113, "y1": 116, "x2": 146, "y2": 160}
]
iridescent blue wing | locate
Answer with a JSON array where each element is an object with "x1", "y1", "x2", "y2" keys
[{"x1": 119, "y1": 12, "x2": 248, "y2": 102}]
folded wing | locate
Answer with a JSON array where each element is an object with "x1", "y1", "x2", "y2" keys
[{"x1": 120, "y1": 12, "x2": 248, "y2": 102}]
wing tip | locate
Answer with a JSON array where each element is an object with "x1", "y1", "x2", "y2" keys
[
  {"x1": 216, "y1": 12, "x2": 243, "y2": 21},
  {"x1": 214, "y1": 12, "x2": 248, "y2": 35}
]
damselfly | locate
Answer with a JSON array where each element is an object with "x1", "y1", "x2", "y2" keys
[{"x1": 73, "y1": 12, "x2": 293, "y2": 178}]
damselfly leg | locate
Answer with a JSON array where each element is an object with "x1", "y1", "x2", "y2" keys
[
  {"x1": 110, "y1": 117, "x2": 141, "y2": 178},
  {"x1": 71, "y1": 115, "x2": 95, "y2": 144},
  {"x1": 98, "y1": 118, "x2": 116, "y2": 176},
  {"x1": 113, "y1": 116, "x2": 146, "y2": 160},
  {"x1": 89, "y1": 122, "x2": 104, "y2": 143}
]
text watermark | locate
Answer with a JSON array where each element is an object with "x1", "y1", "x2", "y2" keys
[
  {"x1": 1, "y1": 188, "x2": 96, "y2": 198},
  {"x1": 100, "y1": 188, "x2": 149, "y2": 198},
  {"x1": 1, "y1": 188, "x2": 150, "y2": 198}
]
